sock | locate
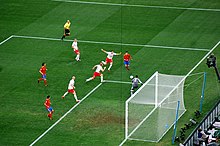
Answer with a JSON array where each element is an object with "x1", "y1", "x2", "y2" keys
[
  {"x1": 38, "y1": 78, "x2": 43, "y2": 81},
  {"x1": 48, "y1": 113, "x2": 51, "y2": 118},
  {"x1": 76, "y1": 54, "x2": 80, "y2": 61},
  {"x1": 63, "y1": 92, "x2": 68, "y2": 97},
  {"x1": 130, "y1": 90, "x2": 133, "y2": 95},
  {"x1": 101, "y1": 75, "x2": 103, "y2": 82},
  {"x1": 86, "y1": 77, "x2": 93, "y2": 82},
  {"x1": 108, "y1": 63, "x2": 112, "y2": 70},
  {"x1": 74, "y1": 94, "x2": 79, "y2": 101},
  {"x1": 44, "y1": 80, "x2": 47, "y2": 85},
  {"x1": 102, "y1": 61, "x2": 106, "y2": 65},
  {"x1": 61, "y1": 35, "x2": 65, "y2": 39}
]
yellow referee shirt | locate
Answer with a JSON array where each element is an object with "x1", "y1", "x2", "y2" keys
[{"x1": 64, "y1": 21, "x2": 71, "y2": 30}]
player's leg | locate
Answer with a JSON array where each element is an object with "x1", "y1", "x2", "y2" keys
[
  {"x1": 86, "y1": 77, "x2": 93, "y2": 82},
  {"x1": 73, "y1": 91, "x2": 80, "y2": 102},
  {"x1": 42, "y1": 75, "x2": 47, "y2": 86},
  {"x1": 108, "y1": 62, "x2": 113, "y2": 71},
  {"x1": 75, "y1": 53, "x2": 80, "y2": 61},
  {"x1": 62, "y1": 91, "x2": 69, "y2": 99},
  {"x1": 86, "y1": 73, "x2": 97, "y2": 82},
  {"x1": 100, "y1": 74, "x2": 103, "y2": 82},
  {"x1": 101, "y1": 61, "x2": 106, "y2": 65},
  {"x1": 47, "y1": 107, "x2": 53, "y2": 120},
  {"x1": 38, "y1": 74, "x2": 44, "y2": 83},
  {"x1": 38, "y1": 78, "x2": 43, "y2": 83},
  {"x1": 130, "y1": 86, "x2": 134, "y2": 95},
  {"x1": 124, "y1": 61, "x2": 130, "y2": 70},
  {"x1": 61, "y1": 30, "x2": 66, "y2": 40}
]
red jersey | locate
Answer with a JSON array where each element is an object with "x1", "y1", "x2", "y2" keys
[
  {"x1": 40, "y1": 66, "x2": 47, "y2": 75},
  {"x1": 44, "y1": 99, "x2": 50, "y2": 109},
  {"x1": 124, "y1": 53, "x2": 131, "y2": 61}
]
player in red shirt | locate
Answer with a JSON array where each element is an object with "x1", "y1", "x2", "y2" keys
[
  {"x1": 123, "y1": 51, "x2": 132, "y2": 70},
  {"x1": 44, "y1": 95, "x2": 54, "y2": 120},
  {"x1": 38, "y1": 63, "x2": 48, "y2": 86}
]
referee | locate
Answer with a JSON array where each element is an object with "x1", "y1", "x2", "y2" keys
[{"x1": 61, "y1": 20, "x2": 71, "y2": 40}]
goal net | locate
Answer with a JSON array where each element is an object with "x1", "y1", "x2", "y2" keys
[{"x1": 125, "y1": 71, "x2": 186, "y2": 142}]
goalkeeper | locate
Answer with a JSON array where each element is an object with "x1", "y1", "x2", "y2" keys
[{"x1": 130, "y1": 75, "x2": 143, "y2": 95}]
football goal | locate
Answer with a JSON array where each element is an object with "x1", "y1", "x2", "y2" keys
[{"x1": 125, "y1": 71, "x2": 186, "y2": 142}]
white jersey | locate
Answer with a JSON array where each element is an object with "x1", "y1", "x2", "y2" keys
[
  {"x1": 106, "y1": 52, "x2": 116, "y2": 59},
  {"x1": 95, "y1": 65, "x2": 104, "y2": 73},
  {"x1": 72, "y1": 41, "x2": 78, "y2": 51},
  {"x1": 68, "y1": 79, "x2": 75, "y2": 89},
  {"x1": 132, "y1": 77, "x2": 142, "y2": 87}
]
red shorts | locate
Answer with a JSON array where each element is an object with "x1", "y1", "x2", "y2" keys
[
  {"x1": 93, "y1": 72, "x2": 101, "y2": 77},
  {"x1": 105, "y1": 58, "x2": 112, "y2": 64},
  {"x1": 68, "y1": 89, "x2": 75, "y2": 94},
  {"x1": 74, "y1": 49, "x2": 80, "y2": 54}
]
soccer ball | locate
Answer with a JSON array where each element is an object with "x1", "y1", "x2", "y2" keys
[{"x1": 130, "y1": 75, "x2": 134, "y2": 79}]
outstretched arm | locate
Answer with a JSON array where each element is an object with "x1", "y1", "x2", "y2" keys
[
  {"x1": 116, "y1": 52, "x2": 122, "y2": 55},
  {"x1": 101, "y1": 67, "x2": 106, "y2": 72},
  {"x1": 101, "y1": 49, "x2": 107, "y2": 53},
  {"x1": 92, "y1": 65, "x2": 97, "y2": 70}
]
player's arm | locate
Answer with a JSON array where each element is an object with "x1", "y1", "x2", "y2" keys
[
  {"x1": 44, "y1": 102, "x2": 49, "y2": 108},
  {"x1": 92, "y1": 65, "x2": 97, "y2": 70},
  {"x1": 101, "y1": 49, "x2": 107, "y2": 53},
  {"x1": 138, "y1": 78, "x2": 143, "y2": 85},
  {"x1": 116, "y1": 52, "x2": 122, "y2": 55},
  {"x1": 39, "y1": 69, "x2": 43, "y2": 75},
  {"x1": 101, "y1": 67, "x2": 106, "y2": 72}
]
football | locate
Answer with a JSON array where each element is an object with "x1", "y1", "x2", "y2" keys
[{"x1": 130, "y1": 75, "x2": 134, "y2": 79}]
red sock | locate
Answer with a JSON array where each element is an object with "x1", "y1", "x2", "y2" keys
[
  {"x1": 48, "y1": 113, "x2": 52, "y2": 118},
  {"x1": 44, "y1": 80, "x2": 47, "y2": 85}
]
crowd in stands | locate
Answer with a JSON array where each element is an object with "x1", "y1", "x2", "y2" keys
[{"x1": 196, "y1": 117, "x2": 220, "y2": 146}]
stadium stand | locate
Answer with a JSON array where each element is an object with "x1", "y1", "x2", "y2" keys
[{"x1": 183, "y1": 100, "x2": 220, "y2": 146}]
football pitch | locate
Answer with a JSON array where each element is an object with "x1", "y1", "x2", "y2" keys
[{"x1": 0, "y1": 0, "x2": 220, "y2": 146}]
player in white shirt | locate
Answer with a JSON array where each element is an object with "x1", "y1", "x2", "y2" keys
[
  {"x1": 130, "y1": 75, "x2": 143, "y2": 95},
  {"x1": 86, "y1": 62, "x2": 106, "y2": 82},
  {"x1": 62, "y1": 76, "x2": 80, "y2": 102},
  {"x1": 101, "y1": 49, "x2": 121, "y2": 71},
  {"x1": 72, "y1": 38, "x2": 80, "y2": 61}
]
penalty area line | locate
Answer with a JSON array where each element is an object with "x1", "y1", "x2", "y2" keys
[
  {"x1": 13, "y1": 35, "x2": 209, "y2": 52},
  {"x1": 29, "y1": 83, "x2": 103, "y2": 146},
  {"x1": 0, "y1": 35, "x2": 14, "y2": 46}
]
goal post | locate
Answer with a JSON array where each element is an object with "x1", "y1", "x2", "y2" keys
[{"x1": 125, "y1": 71, "x2": 186, "y2": 142}]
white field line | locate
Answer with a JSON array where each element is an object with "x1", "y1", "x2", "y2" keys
[
  {"x1": 13, "y1": 35, "x2": 209, "y2": 52},
  {"x1": 103, "y1": 80, "x2": 131, "y2": 84},
  {"x1": 52, "y1": 0, "x2": 220, "y2": 12},
  {"x1": 29, "y1": 83, "x2": 102, "y2": 146},
  {"x1": 0, "y1": 35, "x2": 14, "y2": 46},
  {"x1": 119, "y1": 40, "x2": 220, "y2": 146}
]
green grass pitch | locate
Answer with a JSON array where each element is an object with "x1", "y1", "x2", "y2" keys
[{"x1": 0, "y1": 0, "x2": 220, "y2": 146}]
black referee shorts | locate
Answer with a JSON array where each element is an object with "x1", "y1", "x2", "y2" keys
[{"x1": 65, "y1": 29, "x2": 70, "y2": 35}]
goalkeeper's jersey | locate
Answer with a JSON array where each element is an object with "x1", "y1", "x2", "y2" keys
[{"x1": 132, "y1": 78, "x2": 142, "y2": 87}]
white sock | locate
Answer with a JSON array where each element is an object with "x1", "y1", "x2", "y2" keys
[
  {"x1": 102, "y1": 61, "x2": 106, "y2": 65},
  {"x1": 108, "y1": 63, "x2": 112, "y2": 70},
  {"x1": 76, "y1": 54, "x2": 80, "y2": 60},
  {"x1": 86, "y1": 77, "x2": 93, "y2": 82},
  {"x1": 63, "y1": 92, "x2": 68, "y2": 97},
  {"x1": 74, "y1": 94, "x2": 78, "y2": 101},
  {"x1": 101, "y1": 75, "x2": 103, "y2": 82}
]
